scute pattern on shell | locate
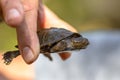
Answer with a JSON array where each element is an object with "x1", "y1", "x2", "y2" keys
[{"x1": 37, "y1": 28, "x2": 76, "y2": 47}]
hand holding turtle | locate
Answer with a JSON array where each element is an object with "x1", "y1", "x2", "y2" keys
[
  {"x1": 0, "y1": 0, "x2": 77, "y2": 64},
  {"x1": 0, "y1": 0, "x2": 41, "y2": 64}
]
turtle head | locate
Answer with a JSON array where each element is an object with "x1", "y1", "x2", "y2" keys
[{"x1": 71, "y1": 37, "x2": 89, "y2": 49}]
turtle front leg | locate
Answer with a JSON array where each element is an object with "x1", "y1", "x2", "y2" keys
[{"x1": 2, "y1": 50, "x2": 20, "y2": 65}]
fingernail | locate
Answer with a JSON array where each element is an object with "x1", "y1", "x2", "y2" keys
[
  {"x1": 6, "y1": 9, "x2": 20, "y2": 22},
  {"x1": 22, "y1": 47, "x2": 34, "y2": 64}
]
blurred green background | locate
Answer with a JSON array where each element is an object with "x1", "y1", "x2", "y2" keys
[
  {"x1": 0, "y1": 0, "x2": 120, "y2": 51},
  {"x1": 44, "y1": 0, "x2": 120, "y2": 31},
  {"x1": 0, "y1": 23, "x2": 17, "y2": 51}
]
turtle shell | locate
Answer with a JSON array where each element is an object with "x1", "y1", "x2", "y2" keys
[{"x1": 37, "y1": 28, "x2": 81, "y2": 47}]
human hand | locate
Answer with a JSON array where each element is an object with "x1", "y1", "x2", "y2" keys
[
  {"x1": 0, "y1": 0, "x2": 40, "y2": 64},
  {"x1": 0, "y1": 0, "x2": 76, "y2": 64}
]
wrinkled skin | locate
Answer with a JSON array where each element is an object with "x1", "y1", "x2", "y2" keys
[{"x1": 3, "y1": 28, "x2": 89, "y2": 65}]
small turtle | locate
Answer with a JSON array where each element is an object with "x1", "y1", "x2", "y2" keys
[{"x1": 2, "y1": 28, "x2": 89, "y2": 65}]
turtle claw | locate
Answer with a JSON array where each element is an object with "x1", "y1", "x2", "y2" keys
[
  {"x1": 2, "y1": 52, "x2": 14, "y2": 65},
  {"x1": 2, "y1": 50, "x2": 20, "y2": 65},
  {"x1": 3, "y1": 58, "x2": 12, "y2": 65}
]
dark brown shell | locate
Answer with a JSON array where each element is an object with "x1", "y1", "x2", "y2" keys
[{"x1": 37, "y1": 28, "x2": 81, "y2": 47}]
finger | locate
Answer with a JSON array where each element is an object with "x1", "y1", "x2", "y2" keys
[
  {"x1": 58, "y1": 52, "x2": 71, "y2": 60},
  {"x1": 37, "y1": 0, "x2": 45, "y2": 30},
  {"x1": 0, "y1": 0, "x2": 24, "y2": 27},
  {"x1": 16, "y1": 0, "x2": 39, "y2": 64}
]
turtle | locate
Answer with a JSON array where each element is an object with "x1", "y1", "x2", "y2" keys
[{"x1": 2, "y1": 27, "x2": 89, "y2": 65}]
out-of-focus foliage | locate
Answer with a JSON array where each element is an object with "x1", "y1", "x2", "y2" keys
[
  {"x1": 44, "y1": 0, "x2": 120, "y2": 31},
  {"x1": 0, "y1": 23, "x2": 16, "y2": 51},
  {"x1": 44, "y1": 0, "x2": 90, "y2": 31}
]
